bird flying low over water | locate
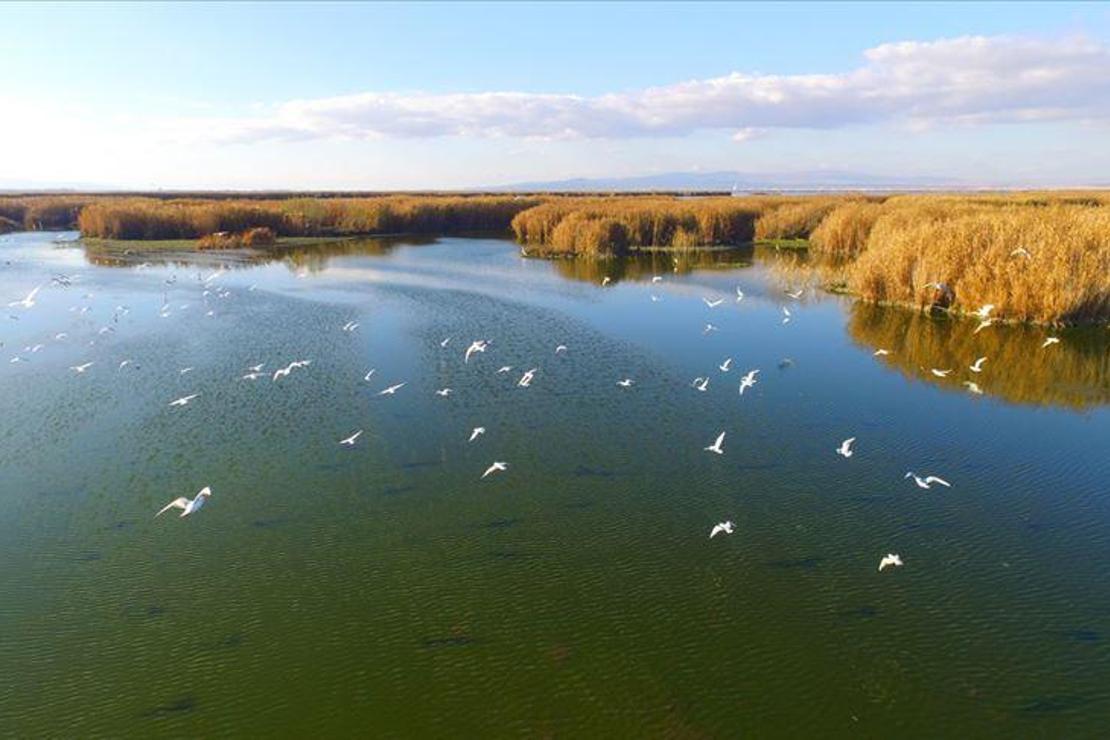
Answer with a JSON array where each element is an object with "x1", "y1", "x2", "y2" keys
[
  {"x1": 496, "y1": 366, "x2": 513, "y2": 374},
  {"x1": 469, "y1": 427, "x2": 486, "y2": 443},
  {"x1": 878, "y1": 553, "x2": 903, "y2": 572},
  {"x1": 964, "y1": 381, "x2": 984, "y2": 395},
  {"x1": 555, "y1": 345, "x2": 567, "y2": 354},
  {"x1": 70, "y1": 362, "x2": 94, "y2": 374},
  {"x1": 782, "y1": 307, "x2": 791, "y2": 324},
  {"x1": 1010, "y1": 247, "x2": 1032, "y2": 258},
  {"x1": 273, "y1": 360, "x2": 311, "y2": 381},
  {"x1": 1042, "y1": 337, "x2": 1060, "y2": 348},
  {"x1": 930, "y1": 368, "x2": 952, "y2": 378},
  {"x1": 341, "y1": 321, "x2": 360, "y2": 332},
  {"x1": 517, "y1": 369, "x2": 537, "y2": 388},
  {"x1": 464, "y1": 340, "x2": 488, "y2": 363},
  {"x1": 435, "y1": 388, "x2": 453, "y2": 397},
  {"x1": 481, "y1": 461, "x2": 508, "y2": 479},
  {"x1": 169, "y1": 393, "x2": 200, "y2": 407},
  {"x1": 339, "y1": 429, "x2": 363, "y2": 446},
  {"x1": 974, "y1": 319, "x2": 992, "y2": 334},
  {"x1": 719, "y1": 357, "x2": 732, "y2": 372},
  {"x1": 873, "y1": 349, "x2": 890, "y2": 356},
  {"x1": 601, "y1": 277, "x2": 611, "y2": 286},
  {"x1": 8, "y1": 286, "x2": 41, "y2": 309},
  {"x1": 241, "y1": 372, "x2": 264, "y2": 380},
  {"x1": 704, "y1": 431, "x2": 726, "y2": 455},
  {"x1": 378, "y1": 383, "x2": 406, "y2": 396},
  {"x1": 652, "y1": 276, "x2": 662, "y2": 283},
  {"x1": 836, "y1": 437, "x2": 856, "y2": 458},
  {"x1": 785, "y1": 289, "x2": 804, "y2": 299},
  {"x1": 735, "y1": 287, "x2": 744, "y2": 302},
  {"x1": 704, "y1": 297, "x2": 724, "y2": 309},
  {"x1": 692, "y1": 376, "x2": 709, "y2": 392},
  {"x1": 969, "y1": 357, "x2": 987, "y2": 373},
  {"x1": 617, "y1": 378, "x2": 634, "y2": 388},
  {"x1": 905, "y1": 472, "x2": 951, "y2": 489},
  {"x1": 703, "y1": 323, "x2": 718, "y2": 334},
  {"x1": 248, "y1": 363, "x2": 264, "y2": 373},
  {"x1": 973, "y1": 304, "x2": 994, "y2": 320},
  {"x1": 738, "y1": 369, "x2": 759, "y2": 395},
  {"x1": 363, "y1": 369, "x2": 376, "y2": 382},
  {"x1": 155, "y1": 486, "x2": 211, "y2": 518},
  {"x1": 440, "y1": 337, "x2": 452, "y2": 348},
  {"x1": 709, "y1": 521, "x2": 735, "y2": 538}
]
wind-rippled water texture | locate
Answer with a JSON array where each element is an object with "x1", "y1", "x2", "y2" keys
[{"x1": 1, "y1": 232, "x2": 1108, "y2": 736}]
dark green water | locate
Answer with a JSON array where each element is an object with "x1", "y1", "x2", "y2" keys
[{"x1": 1, "y1": 231, "x2": 1108, "y2": 736}]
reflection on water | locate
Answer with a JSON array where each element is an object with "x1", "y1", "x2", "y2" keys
[
  {"x1": 548, "y1": 245, "x2": 753, "y2": 284},
  {"x1": 848, "y1": 303, "x2": 1110, "y2": 410}
]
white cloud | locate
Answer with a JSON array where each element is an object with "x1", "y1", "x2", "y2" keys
[{"x1": 170, "y1": 34, "x2": 1110, "y2": 144}]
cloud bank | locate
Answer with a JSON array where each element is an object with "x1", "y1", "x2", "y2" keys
[{"x1": 188, "y1": 35, "x2": 1110, "y2": 144}]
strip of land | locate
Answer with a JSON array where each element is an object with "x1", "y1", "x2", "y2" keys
[{"x1": 2, "y1": 191, "x2": 1108, "y2": 324}]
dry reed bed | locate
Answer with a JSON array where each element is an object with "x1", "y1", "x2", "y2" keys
[{"x1": 76, "y1": 196, "x2": 541, "y2": 240}]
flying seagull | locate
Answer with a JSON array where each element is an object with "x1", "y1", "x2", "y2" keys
[
  {"x1": 8, "y1": 286, "x2": 41, "y2": 309},
  {"x1": 155, "y1": 486, "x2": 212, "y2": 518},
  {"x1": 718, "y1": 357, "x2": 732, "y2": 372},
  {"x1": 709, "y1": 521, "x2": 735, "y2": 538},
  {"x1": 1042, "y1": 337, "x2": 1060, "y2": 348},
  {"x1": 703, "y1": 323, "x2": 718, "y2": 334},
  {"x1": 70, "y1": 362, "x2": 94, "y2": 374},
  {"x1": 969, "y1": 357, "x2": 987, "y2": 373},
  {"x1": 785, "y1": 289, "x2": 804, "y2": 299},
  {"x1": 555, "y1": 345, "x2": 567, "y2": 354},
  {"x1": 878, "y1": 553, "x2": 903, "y2": 572},
  {"x1": 905, "y1": 472, "x2": 951, "y2": 489},
  {"x1": 974, "y1": 319, "x2": 992, "y2": 334},
  {"x1": 873, "y1": 349, "x2": 890, "y2": 356},
  {"x1": 735, "y1": 287, "x2": 744, "y2": 302},
  {"x1": 169, "y1": 393, "x2": 200, "y2": 407},
  {"x1": 704, "y1": 297, "x2": 724, "y2": 309},
  {"x1": 617, "y1": 378, "x2": 634, "y2": 387},
  {"x1": 469, "y1": 427, "x2": 486, "y2": 443},
  {"x1": 964, "y1": 381, "x2": 984, "y2": 395},
  {"x1": 481, "y1": 461, "x2": 508, "y2": 479},
  {"x1": 517, "y1": 368, "x2": 537, "y2": 388},
  {"x1": 704, "y1": 431, "x2": 726, "y2": 455},
  {"x1": 339, "y1": 429, "x2": 363, "y2": 446},
  {"x1": 1010, "y1": 247, "x2": 1032, "y2": 258},
  {"x1": 972, "y1": 304, "x2": 994, "y2": 320},
  {"x1": 692, "y1": 376, "x2": 709, "y2": 392},
  {"x1": 930, "y1": 368, "x2": 952, "y2": 378},
  {"x1": 440, "y1": 336, "x2": 452, "y2": 348},
  {"x1": 738, "y1": 369, "x2": 759, "y2": 395},
  {"x1": 378, "y1": 382, "x2": 406, "y2": 396},
  {"x1": 464, "y1": 340, "x2": 488, "y2": 363},
  {"x1": 836, "y1": 437, "x2": 856, "y2": 458},
  {"x1": 435, "y1": 387, "x2": 453, "y2": 397}
]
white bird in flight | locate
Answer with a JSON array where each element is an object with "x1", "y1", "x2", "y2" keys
[
  {"x1": 8, "y1": 286, "x2": 41, "y2": 309},
  {"x1": 873, "y1": 349, "x2": 890, "y2": 356},
  {"x1": 1042, "y1": 337, "x2": 1060, "y2": 348},
  {"x1": 703, "y1": 323, "x2": 718, "y2": 334},
  {"x1": 363, "y1": 369, "x2": 376, "y2": 382},
  {"x1": 709, "y1": 521, "x2": 735, "y2": 538},
  {"x1": 601, "y1": 276, "x2": 611, "y2": 287},
  {"x1": 341, "y1": 321, "x2": 360, "y2": 332},
  {"x1": 440, "y1": 336, "x2": 452, "y2": 348},
  {"x1": 469, "y1": 427, "x2": 485, "y2": 443},
  {"x1": 878, "y1": 553, "x2": 903, "y2": 572},
  {"x1": 555, "y1": 344, "x2": 567, "y2": 354},
  {"x1": 692, "y1": 376, "x2": 709, "y2": 392},
  {"x1": 1010, "y1": 247, "x2": 1032, "y2": 258},
  {"x1": 651, "y1": 276, "x2": 663, "y2": 284},
  {"x1": 378, "y1": 382, "x2": 406, "y2": 396},
  {"x1": 464, "y1": 340, "x2": 488, "y2": 363},
  {"x1": 735, "y1": 287, "x2": 744, "y2": 302},
  {"x1": 974, "y1": 319, "x2": 992, "y2": 334},
  {"x1": 155, "y1": 486, "x2": 212, "y2": 518},
  {"x1": 905, "y1": 472, "x2": 951, "y2": 489},
  {"x1": 930, "y1": 368, "x2": 952, "y2": 378},
  {"x1": 248, "y1": 363, "x2": 264, "y2": 373},
  {"x1": 738, "y1": 369, "x2": 759, "y2": 395},
  {"x1": 169, "y1": 393, "x2": 200, "y2": 407},
  {"x1": 70, "y1": 362, "x2": 94, "y2": 374},
  {"x1": 496, "y1": 365, "x2": 513, "y2": 374},
  {"x1": 339, "y1": 429, "x2": 363, "y2": 446},
  {"x1": 785, "y1": 289, "x2": 804, "y2": 299},
  {"x1": 517, "y1": 368, "x2": 537, "y2": 388},
  {"x1": 617, "y1": 378, "x2": 634, "y2": 387},
  {"x1": 964, "y1": 381, "x2": 984, "y2": 395},
  {"x1": 435, "y1": 388, "x2": 453, "y2": 397},
  {"x1": 836, "y1": 437, "x2": 856, "y2": 458},
  {"x1": 241, "y1": 371, "x2": 264, "y2": 380},
  {"x1": 972, "y1": 304, "x2": 994, "y2": 320},
  {"x1": 481, "y1": 461, "x2": 508, "y2": 479},
  {"x1": 704, "y1": 431, "x2": 726, "y2": 455},
  {"x1": 969, "y1": 357, "x2": 987, "y2": 373},
  {"x1": 718, "y1": 357, "x2": 732, "y2": 372},
  {"x1": 703, "y1": 297, "x2": 724, "y2": 309},
  {"x1": 781, "y1": 307, "x2": 791, "y2": 324}
]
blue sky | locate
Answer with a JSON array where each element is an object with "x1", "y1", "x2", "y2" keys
[{"x1": 3, "y1": 1, "x2": 1110, "y2": 189}]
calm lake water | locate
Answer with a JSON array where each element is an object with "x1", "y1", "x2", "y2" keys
[{"x1": 1, "y1": 231, "x2": 1108, "y2": 736}]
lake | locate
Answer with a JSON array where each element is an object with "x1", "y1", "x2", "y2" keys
[{"x1": 1, "y1": 231, "x2": 1108, "y2": 736}]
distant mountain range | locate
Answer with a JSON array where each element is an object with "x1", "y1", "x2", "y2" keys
[{"x1": 487, "y1": 170, "x2": 969, "y2": 192}]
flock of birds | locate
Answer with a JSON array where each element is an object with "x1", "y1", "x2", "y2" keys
[{"x1": 3, "y1": 243, "x2": 1068, "y2": 577}]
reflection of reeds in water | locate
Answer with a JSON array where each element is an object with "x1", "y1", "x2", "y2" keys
[
  {"x1": 847, "y1": 303, "x2": 1110, "y2": 410},
  {"x1": 549, "y1": 246, "x2": 754, "y2": 285}
]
